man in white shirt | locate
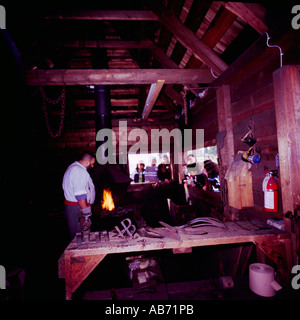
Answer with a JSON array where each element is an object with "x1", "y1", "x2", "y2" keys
[{"x1": 62, "y1": 153, "x2": 96, "y2": 239}]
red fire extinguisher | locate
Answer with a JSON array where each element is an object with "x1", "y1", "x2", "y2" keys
[{"x1": 262, "y1": 170, "x2": 278, "y2": 212}]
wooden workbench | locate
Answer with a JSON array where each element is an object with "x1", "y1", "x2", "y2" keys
[{"x1": 58, "y1": 220, "x2": 292, "y2": 300}]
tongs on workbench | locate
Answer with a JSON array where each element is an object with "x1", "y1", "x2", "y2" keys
[
  {"x1": 144, "y1": 223, "x2": 181, "y2": 240},
  {"x1": 177, "y1": 217, "x2": 227, "y2": 230},
  {"x1": 158, "y1": 217, "x2": 227, "y2": 237},
  {"x1": 176, "y1": 217, "x2": 227, "y2": 235},
  {"x1": 137, "y1": 217, "x2": 227, "y2": 240},
  {"x1": 137, "y1": 221, "x2": 183, "y2": 240}
]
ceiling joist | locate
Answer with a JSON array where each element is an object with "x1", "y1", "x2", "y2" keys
[
  {"x1": 16, "y1": 2, "x2": 279, "y2": 122},
  {"x1": 26, "y1": 68, "x2": 214, "y2": 86},
  {"x1": 44, "y1": 10, "x2": 159, "y2": 21},
  {"x1": 222, "y1": 2, "x2": 268, "y2": 34},
  {"x1": 64, "y1": 40, "x2": 156, "y2": 49}
]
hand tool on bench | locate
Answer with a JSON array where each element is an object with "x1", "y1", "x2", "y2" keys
[
  {"x1": 160, "y1": 217, "x2": 227, "y2": 235},
  {"x1": 177, "y1": 217, "x2": 227, "y2": 229},
  {"x1": 159, "y1": 221, "x2": 184, "y2": 240},
  {"x1": 138, "y1": 217, "x2": 226, "y2": 240},
  {"x1": 145, "y1": 225, "x2": 181, "y2": 241},
  {"x1": 137, "y1": 227, "x2": 164, "y2": 238}
]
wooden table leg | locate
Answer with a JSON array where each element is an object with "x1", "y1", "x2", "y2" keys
[
  {"x1": 255, "y1": 238, "x2": 293, "y2": 287},
  {"x1": 276, "y1": 238, "x2": 293, "y2": 287},
  {"x1": 283, "y1": 238, "x2": 293, "y2": 274},
  {"x1": 64, "y1": 254, "x2": 73, "y2": 300},
  {"x1": 64, "y1": 253, "x2": 107, "y2": 300},
  {"x1": 255, "y1": 242, "x2": 267, "y2": 264}
]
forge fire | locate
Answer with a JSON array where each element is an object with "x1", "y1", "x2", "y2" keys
[{"x1": 101, "y1": 188, "x2": 115, "y2": 212}]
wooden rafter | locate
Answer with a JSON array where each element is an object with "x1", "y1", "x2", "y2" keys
[
  {"x1": 223, "y1": 2, "x2": 268, "y2": 35},
  {"x1": 152, "y1": 7, "x2": 228, "y2": 75},
  {"x1": 201, "y1": 6, "x2": 237, "y2": 49},
  {"x1": 64, "y1": 40, "x2": 156, "y2": 49},
  {"x1": 142, "y1": 80, "x2": 165, "y2": 119},
  {"x1": 44, "y1": 10, "x2": 158, "y2": 21},
  {"x1": 26, "y1": 69, "x2": 214, "y2": 85}
]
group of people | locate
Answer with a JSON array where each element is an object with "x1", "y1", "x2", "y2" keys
[
  {"x1": 133, "y1": 155, "x2": 172, "y2": 184},
  {"x1": 183, "y1": 154, "x2": 220, "y2": 191},
  {"x1": 133, "y1": 153, "x2": 220, "y2": 191},
  {"x1": 62, "y1": 152, "x2": 220, "y2": 239}
]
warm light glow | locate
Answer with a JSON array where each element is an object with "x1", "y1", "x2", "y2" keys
[{"x1": 101, "y1": 188, "x2": 115, "y2": 211}]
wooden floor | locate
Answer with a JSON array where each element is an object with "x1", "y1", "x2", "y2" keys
[{"x1": 82, "y1": 276, "x2": 298, "y2": 300}]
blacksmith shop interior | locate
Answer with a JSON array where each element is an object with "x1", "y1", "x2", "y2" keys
[{"x1": 1, "y1": 1, "x2": 300, "y2": 300}]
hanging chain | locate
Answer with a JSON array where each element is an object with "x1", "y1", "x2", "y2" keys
[
  {"x1": 182, "y1": 86, "x2": 188, "y2": 126},
  {"x1": 39, "y1": 86, "x2": 66, "y2": 138}
]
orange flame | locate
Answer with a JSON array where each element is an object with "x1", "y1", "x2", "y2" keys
[{"x1": 101, "y1": 188, "x2": 115, "y2": 211}]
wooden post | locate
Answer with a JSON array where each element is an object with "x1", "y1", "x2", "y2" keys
[
  {"x1": 217, "y1": 85, "x2": 235, "y2": 168},
  {"x1": 216, "y1": 85, "x2": 235, "y2": 219},
  {"x1": 273, "y1": 66, "x2": 300, "y2": 213},
  {"x1": 273, "y1": 65, "x2": 300, "y2": 266}
]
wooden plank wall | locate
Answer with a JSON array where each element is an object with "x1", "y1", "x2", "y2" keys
[
  {"x1": 192, "y1": 97, "x2": 218, "y2": 147},
  {"x1": 230, "y1": 48, "x2": 281, "y2": 213}
]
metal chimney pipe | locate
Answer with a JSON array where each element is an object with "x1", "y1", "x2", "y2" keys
[
  {"x1": 94, "y1": 84, "x2": 112, "y2": 134},
  {"x1": 92, "y1": 48, "x2": 114, "y2": 163}
]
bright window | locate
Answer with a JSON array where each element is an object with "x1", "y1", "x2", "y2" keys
[
  {"x1": 187, "y1": 146, "x2": 218, "y2": 164},
  {"x1": 128, "y1": 152, "x2": 170, "y2": 182}
]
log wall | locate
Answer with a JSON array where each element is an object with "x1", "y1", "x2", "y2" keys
[{"x1": 42, "y1": 119, "x2": 177, "y2": 153}]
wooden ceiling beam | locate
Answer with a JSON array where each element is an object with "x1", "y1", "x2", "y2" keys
[
  {"x1": 44, "y1": 10, "x2": 158, "y2": 21},
  {"x1": 142, "y1": 80, "x2": 165, "y2": 119},
  {"x1": 151, "y1": 7, "x2": 228, "y2": 75},
  {"x1": 222, "y1": 2, "x2": 268, "y2": 35},
  {"x1": 201, "y1": 6, "x2": 237, "y2": 49},
  {"x1": 64, "y1": 40, "x2": 156, "y2": 49},
  {"x1": 26, "y1": 69, "x2": 214, "y2": 85}
]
